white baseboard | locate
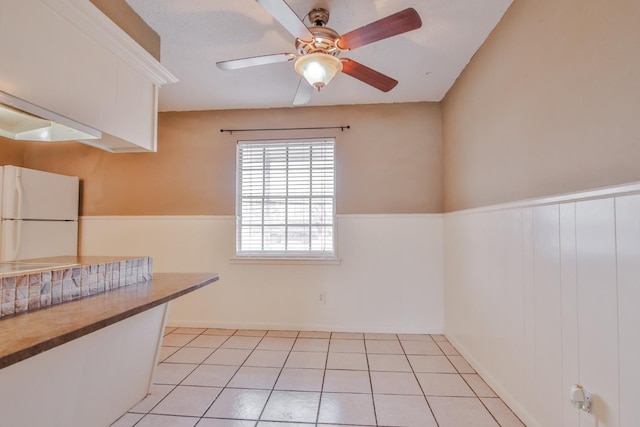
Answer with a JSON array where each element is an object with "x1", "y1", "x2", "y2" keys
[{"x1": 166, "y1": 319, "x2": 444, "y2": 335}]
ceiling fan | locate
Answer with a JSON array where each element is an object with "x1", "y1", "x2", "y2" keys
[{"x1": 216, "y1": 0, "x2": 422, "y2": 105}]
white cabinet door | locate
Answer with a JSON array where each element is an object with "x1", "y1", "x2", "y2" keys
[
  {"x1": 0, "y1": 0, "x2": 51, "y2": 100},
  {"x1": 114, "y1": 61, "x2": 156, "y2": 151},
  {"x1": 64, "y1": 29, "x2": 111, "y2": 131},
  {"x1": 0, "y1": 0, "x2": 76, "y2": 114},
  {"x1": 0, "y1": 0, "x2": 172, "y2": 153}
]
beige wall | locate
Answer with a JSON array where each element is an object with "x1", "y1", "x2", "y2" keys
[
  {"x1": 89, "y1": 0, "x2": 160, "y2": 60},
  {"x1": 0, "y1": 138, "x2": 25, "y2": 166},
  {"x1": 17, "y1": 102, "x2": 442, "y2": 215},
  {"x1": 442, "y1": 0, "x2": 640, "y2": 211}
]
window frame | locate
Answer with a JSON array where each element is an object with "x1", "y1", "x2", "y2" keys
[{"x1": 234, "y1": 137, "x2": 337, "y2": 260}]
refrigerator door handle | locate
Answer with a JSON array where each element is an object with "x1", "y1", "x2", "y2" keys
[
  {"x1": 12, "y1": 170, "x2": 24, "y2": 259},
  {"x1": 15, "y1": 167, "x2": 24, "y2": 219}
]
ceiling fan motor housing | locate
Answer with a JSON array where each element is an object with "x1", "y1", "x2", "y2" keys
[{"x1": 296, "y1": 26, "x2": 342, "y2": 56}]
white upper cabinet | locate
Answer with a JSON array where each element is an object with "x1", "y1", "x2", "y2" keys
[{"x1": 0, "y1": 0, "x2": 177, "y2": 152}]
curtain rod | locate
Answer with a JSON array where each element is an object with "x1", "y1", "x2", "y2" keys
[{"x1": 220, "y1": 125, "x2": 350, "y2": 134}]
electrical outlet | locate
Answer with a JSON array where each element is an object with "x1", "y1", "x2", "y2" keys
[{"x1": 317, "y1": 292, "x2": 326, "y2": 304}]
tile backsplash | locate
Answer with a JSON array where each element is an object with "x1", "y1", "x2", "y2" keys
[{"x1": 0, "y1": 257, "x2": 153, "y2": 318}]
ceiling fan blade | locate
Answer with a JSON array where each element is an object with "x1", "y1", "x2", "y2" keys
[
  {"x1": 256, "y1": 0, "x2": 314, "y2": 42},
  {"x1": 341, "y1": 59, "x2": 398, "y2": 92},
  {"x1": 293, "y1": 78, "x2": 314, "y2": 105},
  {"x1": 217, "y1": 53, "x2": 296, "y2": 70},
  {"x1": 338, "y1": 8, "x2": 422, "y2": 50}
]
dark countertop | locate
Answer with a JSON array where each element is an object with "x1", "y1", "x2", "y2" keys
[{"x1": 0, "y1": 272, "x2": 219, "y2": 369}]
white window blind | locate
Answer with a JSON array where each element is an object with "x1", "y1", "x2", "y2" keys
[{"x1": 236, "y1": 138, "x2": 335, "y2": 257}]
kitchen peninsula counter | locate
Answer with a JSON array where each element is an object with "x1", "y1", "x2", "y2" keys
[
  {"x1": 0, "y1": 262, "x2": 220, "y2": 427},
  {"x1": 0, "y1": 272, "x2": 219, "y2": 369}
]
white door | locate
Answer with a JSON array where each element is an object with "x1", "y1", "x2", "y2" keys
[
  {"x1": 1, "y1": 166, "x2": 79, "y2": 220},
  {"x1": 0, "y1": 220, "x2": 78, "y2": 261}
]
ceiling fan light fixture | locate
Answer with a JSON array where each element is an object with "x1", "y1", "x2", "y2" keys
[{"x1": 294, "y1": 53, "x2": 343, "y2": 90}]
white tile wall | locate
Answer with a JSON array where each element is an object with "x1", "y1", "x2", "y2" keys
[{"x1": 445, "y1": 189, "x2": 640, "y2": 427}]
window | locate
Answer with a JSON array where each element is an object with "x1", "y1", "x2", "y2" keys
[{"x1": 236, "y1": 138, "x2": 335, "y2": 258}]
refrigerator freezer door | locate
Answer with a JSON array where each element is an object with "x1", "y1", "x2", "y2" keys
[
  {"x1": 1, "y1": 166, "x2": 79, "y2": 221},
  {"x1": 0, "y1": 220, "x2": 78, "y2": 261}
]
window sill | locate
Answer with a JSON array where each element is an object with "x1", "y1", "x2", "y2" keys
[{"x1": 230, "y1": 257, "x2": 341, "y2": 265}]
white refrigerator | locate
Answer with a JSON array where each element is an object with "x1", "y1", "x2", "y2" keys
[{"x1": 0, "y1": 165, "x2": 79, "y2": 262}]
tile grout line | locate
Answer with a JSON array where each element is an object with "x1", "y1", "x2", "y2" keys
[
  {"x1": 132, "y1": 328, "x2": 237, "y2": 424},
  {"x1": 363, "y1": 334, "x2": 379, "y2": 426},
  {"x1": 438, "y1": 339, "x2": 525, "y2": 426},
  {"x1": 116, "y1": 329, "x2": 522, "y2": 427},
  {"x1": 401, "y1": 335, "x2": 441, "y2": 427},
  {"x1": 194, "y1": 328, "x2": 259, "y2": 422},
  {"x1": 314, "y1": 332, "x2": 332, "y2": 426},
  {"x1": 125, "y1": 328, "x2": 213, "y2": 425},
  {"x1": 454, "y1": 347, "x2": 503, "y2": 427},
  {"x1": 148, "y1": 331, "x2": 415, "y2": 424},
  {"x1": 253, "y1": 330, "x2": 301, "y2": 424}
]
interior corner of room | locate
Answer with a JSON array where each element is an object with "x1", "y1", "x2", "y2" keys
[{"x1": 1, "y1": 0, "x2": 639, "y2": 426}]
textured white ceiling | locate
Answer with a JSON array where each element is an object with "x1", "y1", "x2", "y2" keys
[{"x1": 126, "y1": 0, "x2": 513, "y2": 112}]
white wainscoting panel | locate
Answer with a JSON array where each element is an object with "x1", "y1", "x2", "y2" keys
[
  {"x1": 614, "y1": 195, "x2": 640, "y2": 427},
  {"x1": 575, "y1": 199, "x2": 619, "y2": 427},
  {"x1": 79, "y1": 214, "x2": 444, "y2": 333},
  {"x1": 559, "y1": 203, "x2": 580, "y2": 427},
  {"x1": 444, "y1": 189, "x2": 640, "y2": 427},
  {"x1": 532, "y1": 205, "x2": 562, "y2": 427}
]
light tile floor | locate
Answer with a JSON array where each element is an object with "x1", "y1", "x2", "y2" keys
[{"x1": 112, "y1": 328, "x2": 525, "y2": 427}]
